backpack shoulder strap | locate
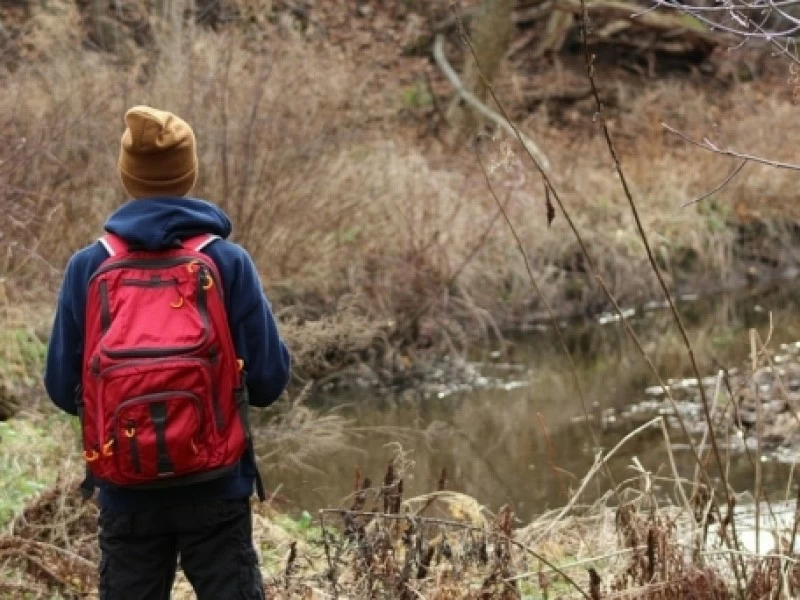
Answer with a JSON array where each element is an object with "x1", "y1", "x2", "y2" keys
[
  {"x1": 182, "y1": 234, "x2": 221, "y2": 253},
  {"x1": 97, "y1": 233, "x2": 128, "y2": 257}
]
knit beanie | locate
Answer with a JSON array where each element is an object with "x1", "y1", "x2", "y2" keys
[{"x1": 118, "y1": 106, "x2": 198, "y2": 199}]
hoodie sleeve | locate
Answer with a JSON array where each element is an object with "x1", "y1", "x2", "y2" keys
[
  {"x1": 44, "y1": 256, "x2": 84, "y2": 416},
  {"x1": 217, "y1": 244, "x2": 291, "y2": 408}
]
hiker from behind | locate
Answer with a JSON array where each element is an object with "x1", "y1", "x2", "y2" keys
[{"x1": 44, "y1": 106, "x2": 291, "y2": 599}]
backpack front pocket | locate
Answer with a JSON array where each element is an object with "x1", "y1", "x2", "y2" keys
[
  {"x1": 98, "y1": 267, "x2": 210, "y2": 358},
  {"x1": 114, "y1": 391, "x2": 208, "y2": 482}
]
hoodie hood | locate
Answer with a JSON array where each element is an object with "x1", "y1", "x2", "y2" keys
[{"x1": 104, "y1": 197, "x2": 232, "y2": 250}]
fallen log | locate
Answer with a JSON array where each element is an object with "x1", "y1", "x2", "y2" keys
[
  {"x1": 552, "y1": 0, "x2": 736, "y2": 50},
  {"x1": 407, "y1": 0, "x2": 734, "y2": 62}
]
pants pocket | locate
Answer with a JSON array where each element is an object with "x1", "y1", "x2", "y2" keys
[{"x1": 99, "y1": 509, "x2": 133, "y2": 536}]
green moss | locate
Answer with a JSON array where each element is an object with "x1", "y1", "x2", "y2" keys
[
  {"x1": 401, "y1": 82, "x2": 433, "y2": 108},
  {"x1": 273, "y1": 511, "x2": 323, "y2": 542}
]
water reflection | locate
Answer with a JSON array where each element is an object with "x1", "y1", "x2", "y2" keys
[{"x1": 263, "y1": 284, "x2": 800, "y2": 520}]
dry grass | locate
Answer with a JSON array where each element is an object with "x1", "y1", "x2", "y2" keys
[
  {"x1": 4, "y1": 440, "x2": 800, "y2": 599},
  {"x1": 0, "y1": 305, "x2": 50, "y2": 419}
]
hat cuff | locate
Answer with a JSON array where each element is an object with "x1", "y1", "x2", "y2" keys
[{"x1": 119, "y1": 164, "x2": 198, "y2": 199}]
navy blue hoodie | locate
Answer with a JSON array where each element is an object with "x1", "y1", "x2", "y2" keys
[{"x1": 44, "y1": 198, "x2": 291, "y2": 512}]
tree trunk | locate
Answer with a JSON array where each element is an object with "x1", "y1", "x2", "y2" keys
[{"x1": 447, "y1": 0, "x2": 514, "y2": 141}]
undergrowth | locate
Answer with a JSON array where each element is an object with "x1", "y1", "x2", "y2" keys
[
  {"x1": 0, "y1": 307, "x2": 49, "y2": 419},
  {"x1": 3, "y1": 441, "x2": 800, "y2": 599},
  {"x1": 0, "y1": 414, "x2": 76, "y2": 530}
]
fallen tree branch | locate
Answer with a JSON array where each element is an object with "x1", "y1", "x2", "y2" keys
[{"x1": 433, "y1": 33, "x2": 552, "y2": 173}]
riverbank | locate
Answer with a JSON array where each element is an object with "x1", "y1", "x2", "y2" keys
[{"x1": 2, "y1": 425, "x2": 800, "y2": 599}]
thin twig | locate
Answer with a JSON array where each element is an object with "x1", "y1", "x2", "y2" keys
[
  {"x1": 475, "y1": 148, "x2": 622, "y2": 506},
  {"x1": 318, "y1": 511, "x2": 339, "y2": 598},
  {"x1": 664, "y1": 123, "x2": 800, "y2": 172},
  {"x1": 751, "y1": 329, "x2": 764, "y2": 558},
  {"x1": 652, "y1": 0, "x2": 800, "y2": 66},
  {"x1": 579, "y1": 5, "x2": 747, "y2": 593},
  {"x1": 681, "y1": 159, "x2": 748, "y2": 207}
]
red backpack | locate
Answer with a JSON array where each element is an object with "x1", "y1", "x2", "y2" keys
[{"x1": 78, "y1": 233, "x2": 255, "y2": 492}]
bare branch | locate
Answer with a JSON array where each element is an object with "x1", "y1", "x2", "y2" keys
[
  {"x1": 555, "y1": 0, "x2": 736, "y2": 46},
  {"x1": 663, "y1": 123, "x2": 800, "y2": 171},
  {"x1": 651, "y1": 0, "x2": 800, "y2": 64}
]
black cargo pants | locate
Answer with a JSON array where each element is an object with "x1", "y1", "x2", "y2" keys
[{"x1": 98, "y1": 499, "x2": 265, "y2": 599}]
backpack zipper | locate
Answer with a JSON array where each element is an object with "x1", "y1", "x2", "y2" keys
[
  {"x1": 90, "y1": 256, "x2": 218, "y2": 282},
  {"x1": 97, "y1": 356, "x2": 212, "y2": 378},
  {"x1": 121, "y1": 277, "x2": 178, "y2": 287}
]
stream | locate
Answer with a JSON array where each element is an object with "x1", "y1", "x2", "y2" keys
[{"x1": 262, "y1": 283, "x2": 800, "y2": 522}]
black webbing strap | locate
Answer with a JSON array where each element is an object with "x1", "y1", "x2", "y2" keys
[
  {"x1": 75, "y1": 386, "x2": 96, "y2": 500},
  {"x1": 79, "y1": 468, "x2": 95, "y2": 500},
  {"x1": 149, "y1": 402, "x2": 175, "y2": 476},
  {"x1": 237, "y1": 375, "x2": 266, "y2": 502}
]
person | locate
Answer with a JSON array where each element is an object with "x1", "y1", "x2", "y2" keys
[{"x1": 44, "y1": 105, "x2": 291, "y2": 599}]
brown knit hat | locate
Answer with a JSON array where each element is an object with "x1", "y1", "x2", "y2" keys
[{"x1": 118, "y1": 106, "x2": 198, "y2": 199}]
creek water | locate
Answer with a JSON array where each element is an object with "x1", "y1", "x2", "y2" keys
[{"x1": 263, "y1": 283, "x2": 800, "y2": 521}]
